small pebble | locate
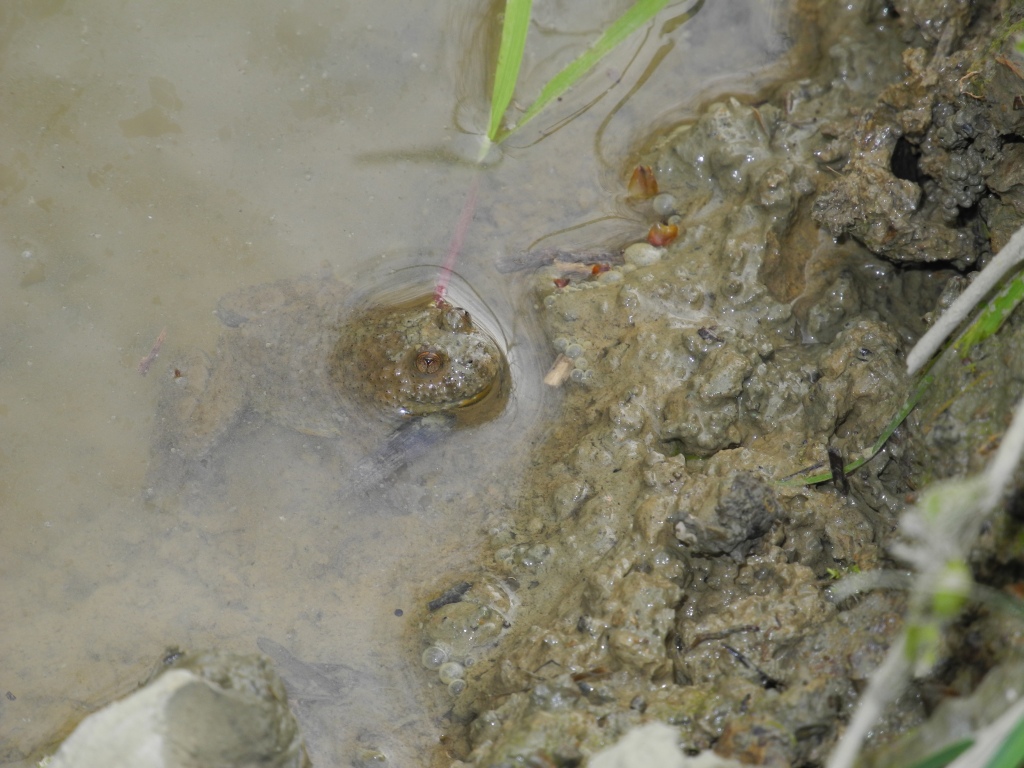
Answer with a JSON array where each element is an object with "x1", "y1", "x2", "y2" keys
[
  {"x1": 624, "y1": 243, "x2": 665, "y2": 267},
  {"x1": 652, "y1": 193, "x2": 678, "y2": 216}
]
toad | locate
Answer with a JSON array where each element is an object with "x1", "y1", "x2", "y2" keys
[{"x1": 152, "y1": 272, "x2": 508, "y2": 491}]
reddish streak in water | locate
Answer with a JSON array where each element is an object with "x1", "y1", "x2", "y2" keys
[{"x1": 434, "y1": 174, "x2": 480, "y2": 306}]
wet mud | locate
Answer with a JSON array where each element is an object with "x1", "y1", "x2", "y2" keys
[{"x1": 413, "y1": 1, "x2": 1024, "y2": 766}]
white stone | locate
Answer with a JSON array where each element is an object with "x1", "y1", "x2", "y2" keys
[{"x1": 589, "y1": 722, "x2": 745, "y2": 768}]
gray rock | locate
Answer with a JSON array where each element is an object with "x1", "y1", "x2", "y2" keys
[{"x1": 43, "y1": 650, "x2": 309, "y2": 768}]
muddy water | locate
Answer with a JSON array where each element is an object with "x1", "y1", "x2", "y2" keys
[{"x1": 0, "y1": 1, "x2": 789, "y2": 765}]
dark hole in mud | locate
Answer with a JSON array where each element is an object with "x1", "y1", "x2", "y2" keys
[
  {"x1": 795, "y1": 723, "x2": 831, "y2": 742},
  {"x1": 890, "y1": 136, "x2": 926, "y2": 183},
  {"x1": 659, "y1": 438, "x2": 686, "y2": 457},
  {"x1": 955, "y1": 201, "x2": 981, "y2": 228}
]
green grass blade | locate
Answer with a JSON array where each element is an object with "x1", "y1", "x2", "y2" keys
[
  {"x1": 903, "y1": 738, "x2": 974, "y2": 768},
  {"x1": 853, "y1": 370, "x2": 935, "y2": 470},
  {"x1": 494, "y1": 0, "x2": 672, "y2": 144},
  {"x1": 779, "y1": 264, "x2": 1019, "y2": 486},
  {"x1": 779, "y1": 265, "x2": 1024, "y2": 487},
  {"x1": 487, "y1": 0, "x2": 533, "y2": 144},
  {"x1": 954, "y1": 267, "x2": 1024, "y2": 356},
  {"x1": 777, "y1": 371, "x2": 935, "y2": 487},
  {"x1": 985, "y1": 710, "x2": 1024, "y2": 768}
]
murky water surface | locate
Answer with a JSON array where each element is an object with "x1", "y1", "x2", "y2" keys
[{"x1": 0, "y1": 1, "x2": 787, "y2": 764}]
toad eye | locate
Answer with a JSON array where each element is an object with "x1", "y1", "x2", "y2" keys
[{"x1": 415, "y1": 349, "x2": 446, "y2": 375}]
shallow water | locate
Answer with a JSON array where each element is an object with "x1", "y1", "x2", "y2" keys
[{"x1": 0, "y1": 1, "x2": 789, "y2": 764}]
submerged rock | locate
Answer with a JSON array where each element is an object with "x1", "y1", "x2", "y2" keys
[{"x1": 42, "y1": 650, "x2": 309, "y2": 768}]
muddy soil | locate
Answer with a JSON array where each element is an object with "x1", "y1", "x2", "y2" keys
[{"x1": 411, "y1": 1, "x2": 1024, "y2": 766}]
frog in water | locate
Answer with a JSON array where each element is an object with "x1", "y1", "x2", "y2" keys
[{"x1": 152, "y1": 272, "x2": 508, "y2": 492}]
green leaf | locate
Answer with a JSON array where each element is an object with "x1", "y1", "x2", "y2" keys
[
  {"x1": 902, "y1": 738, "x2": 974, "y2": 768},
  {"x1": 986, "y1": 710, "x2": 1024, "y2": 768},
  {"x1": 487, "y1": 0, "x2": 533, "y2": 144},
  {"x1": 777, "y1": 371, "x2": 935, "y2": 487},
  {"x1": 494, "y1": 0, "x2": 672, "y2": 144},
  {"x1": 954, "y1": 267, "x2": 1024, "y2": 357}
]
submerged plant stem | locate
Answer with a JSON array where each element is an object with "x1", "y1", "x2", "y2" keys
[{"x1": 434, "y1": 174, "x2": 480, "y2": 304}]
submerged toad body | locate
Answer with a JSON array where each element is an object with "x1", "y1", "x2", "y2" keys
[
  {"x1": 154, "y1": 274, "x2": 508, "y2": 483},
  {"x1": 339, "y1": 294, "x2": 504, "y2": 417}
]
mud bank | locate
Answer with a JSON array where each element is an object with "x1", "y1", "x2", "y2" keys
[{"x1": 416, "y1": 1, "x2": 1024, "y2": 766}]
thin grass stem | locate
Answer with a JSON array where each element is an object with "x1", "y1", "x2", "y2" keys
[{"x1": 826, "y1": 635, "x2": 910, "y2": 768}]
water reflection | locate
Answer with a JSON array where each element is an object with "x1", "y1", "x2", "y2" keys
[{"x1": 0, "y1": 0, "x2": 788, "y2": 765}]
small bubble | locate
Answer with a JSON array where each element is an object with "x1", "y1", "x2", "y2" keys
[
  {"x1": 421, "y1": 646, "x2": 448, "y2": 670},
  {"x1": 652, "y1": 193, "x2": 678, "y2": 216},
  {"x1": 438, "y1": 661, "x2": 465, "y2": 685}
]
